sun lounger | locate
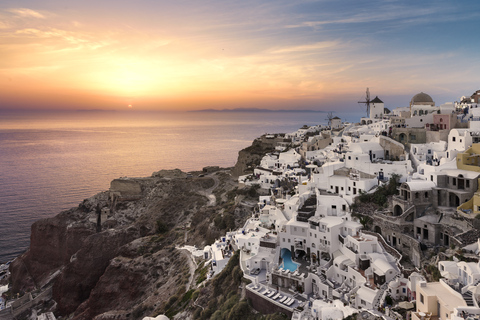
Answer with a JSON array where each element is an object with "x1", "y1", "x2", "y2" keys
[
  {"x1": 263, "y1": 290, "x2": 270, "y2": 295},
  {"x1": 279, "y1": 296, "x2": 287, "y2": 303},
  {"x1": 268, "y1": 291, "x2": 275, "y2": 298},
  {"x1": 283, "y1": 298, "x2": 292, "y2": 305},
  {"x1": 272, "y1": 293, "x2": 280, "y2": 300},
  {"x1": 287, "y1": 299, "x2": 295, "y2": 306},
  {"x1": 259, "y1": 289, "x2": 268, "y2": 295}
]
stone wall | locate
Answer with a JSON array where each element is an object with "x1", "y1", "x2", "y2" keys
[
  {"x1": 379, "y1": 136, "x2": 406, "y2": 160},
  {"x1": 391, "y1": 128, "x2": 427, "y2": 147},
  {"x1": 368, "y1": 215, "x2": 421, "y2": 267},
  {"x1": 110, "y1": 179, "x2": 142, "y2": 195},
  {"x1": 426, "y1": 130, "x2": 449, "y2": 143},
  {"x1": 109, "y1": 178, "x2": 143, "y2": 201}
]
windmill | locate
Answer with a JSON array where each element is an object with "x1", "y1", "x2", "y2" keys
[
  {"x1": 358, "y1": 87, "x2": 371, "y2": 118},
  {"x1": 325, "y1": 112, "x2": 334, "y2": 128}
]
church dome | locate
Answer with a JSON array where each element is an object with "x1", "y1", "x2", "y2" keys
[{"x1": 410, "y1": 92, "x2": 434, "y2": 106}]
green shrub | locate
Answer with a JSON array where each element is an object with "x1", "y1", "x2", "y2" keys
[{"x1": 156, "y1": 220, "x2": 169, "y2": 234}]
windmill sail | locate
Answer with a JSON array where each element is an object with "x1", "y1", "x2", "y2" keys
[{"x1": 358, "y1": 88, "x2": 371, "y2": 117}]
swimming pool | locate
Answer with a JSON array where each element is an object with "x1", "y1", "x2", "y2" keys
[{"x1": 280, "y1": 248, "x2": 299, "y2": 272}]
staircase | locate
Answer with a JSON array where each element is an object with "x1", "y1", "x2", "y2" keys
[
  {"x1": 373, "y1": 284, "x2": 388, "y2": 310},
  {"x1": 463, "y1": 291, "x2": 475, "y2": 307},
  {"x1": 319, "y1": 273, "x2": 333, "y2": 300}
]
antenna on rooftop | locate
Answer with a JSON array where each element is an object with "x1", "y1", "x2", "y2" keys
[{"x1": 358, "y1": 87, "x2": 371, "y2": 117}]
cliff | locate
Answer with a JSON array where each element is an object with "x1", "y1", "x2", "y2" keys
[
  {"x1": 232, "y1": 134, "x2": 286, "y2": 177},
  {"x1": 7, "y1": 135, "x2": 281, "y2": 319},
  {"x1": 8, "y1": 169, "x2": 251, "y2": 319}
]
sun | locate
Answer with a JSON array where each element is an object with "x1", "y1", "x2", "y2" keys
[{"x1": 128, "y1": 104, "x2": 133, "y2": 108}]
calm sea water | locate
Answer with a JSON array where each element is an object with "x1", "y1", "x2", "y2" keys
[{"x1": 0, "y1": 110, "x2": 362, "y2": 263}]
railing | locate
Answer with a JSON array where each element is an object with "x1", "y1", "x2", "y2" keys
[{"x1": 362, "y1": 230, "x2": 402, "y2": 262}]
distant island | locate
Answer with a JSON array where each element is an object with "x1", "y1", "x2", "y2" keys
[{"x1": 189, "y1": 108, "x2": 327, "y2": 113}]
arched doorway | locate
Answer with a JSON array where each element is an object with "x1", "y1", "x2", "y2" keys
[
  {"x1": 449, "y1": 193, "x2": 460, "y2": 207},
  {"x1": 394, "y1": 205, "x2": 403, "y2": 216},
  {"x1": 374, "y1": 225, "x2": 382, "y2": 235}
]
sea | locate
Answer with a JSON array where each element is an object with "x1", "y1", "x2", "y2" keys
[{"x1": 0, "y1": 109, "x2": 362, "y2": 263}]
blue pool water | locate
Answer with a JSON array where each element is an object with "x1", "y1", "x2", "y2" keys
[{"x1": 280, "y1": 248, "x2": 299, "y2": 272}]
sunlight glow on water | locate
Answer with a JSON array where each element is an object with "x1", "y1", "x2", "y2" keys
[{"x1": 0, "y1": 110, "x2": 362, "y2": 262}]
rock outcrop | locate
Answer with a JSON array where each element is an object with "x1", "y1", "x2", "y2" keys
[
  {"x1": 8, "y1": 132, "x2": 276, "y2": 319},
  {"x1": 232, "y1": 135, "x2": 285, "y2": 177},
  {"x1": 9, "y1": 171, "x2": 240, "y2": 319}
]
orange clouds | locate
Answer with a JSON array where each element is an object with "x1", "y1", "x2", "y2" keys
[{"x1": 1, "y1": 2, "x2": 479, "y2": 111}]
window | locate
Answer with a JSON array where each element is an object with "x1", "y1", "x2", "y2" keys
[
  {"x1": 417, "y1": 227, "x2": 421, "y2": 234},
  {"x1": 288, "y1": 239, "x2": 291, "y2": 243},
  {"x1": 467, "y1": 180, "x2": 470, "y2": 188},
  {"x1": 342, "y1": 204, "x2": 346, "y2": 211},
  {"x1": 431, "y1": 175, "x2": 433, "y2": 181},
  {"x1": 452, "y1": 137, "x2": 456, "y2": 142},
  {"x1": 420, "y1": 294, "x2": 424, "y2": 304},
  {"x1": 453, "y1": 178, "x2": 456, "y2": 186}
]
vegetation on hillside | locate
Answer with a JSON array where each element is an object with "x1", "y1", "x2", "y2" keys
[
  {"x1": 187, "y1": 250, "x2": 289, "y2": 320},
  {"x1": 355, "y1": 173, "x2": 401, "y2": 208}
]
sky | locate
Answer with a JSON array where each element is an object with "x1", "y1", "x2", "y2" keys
[{"x1": 1, "y1": 0, "x2": 480, "y2": 112}]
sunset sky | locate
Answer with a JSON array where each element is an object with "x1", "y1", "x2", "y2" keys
[{"x1": 1, "y1": 0, "x2": 480, "y2": 111}]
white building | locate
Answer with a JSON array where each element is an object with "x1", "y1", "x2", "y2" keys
[{"x1": 447, "y1": 129, "x2": 473, "y2": 160}]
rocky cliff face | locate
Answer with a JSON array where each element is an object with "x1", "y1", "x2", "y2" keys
[
  {"x1": 9, "y1": 170, "x2": 245, "y2": 319},
  {"x1": 232, "y1": 135, "x2": 281, "y2": 177}
]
